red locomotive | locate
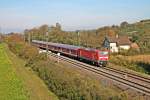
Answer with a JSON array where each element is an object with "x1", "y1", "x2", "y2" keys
[
  {"x1": 78, "y1": 48, "x2": 108, "y2": 66},
  {"x1": 32, "y1": 40, "x2": 109, "y2": 67}
]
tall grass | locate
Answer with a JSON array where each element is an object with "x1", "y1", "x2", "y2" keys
[{"x1": 110, "y1": 55, "x2": 150, "y2": 74}]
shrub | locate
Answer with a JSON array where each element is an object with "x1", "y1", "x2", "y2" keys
[
  {"x1": 26, "y1": 56, "x2": 126, "y2": 100},
  {"x1": 127, "y1": 48, "x2": 140, "y2": 56},
  {"x1": 5, "y1": 34, "x2": 38, "y2": 60},
  {"x1": 21, "y1": 44, "x2": 38, "y2": 59}
]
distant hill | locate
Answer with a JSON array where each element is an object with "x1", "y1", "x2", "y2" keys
[
  {"x1": 24, "y1": 19, "x2": 150, "y2": 54},
  {"x1": 117, "y1": 19, "x2": 150, "y2": 53}
]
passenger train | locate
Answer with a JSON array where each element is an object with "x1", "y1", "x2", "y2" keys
[{"x1": 32, "y1": 40, "x2": 109, "y2": 67}]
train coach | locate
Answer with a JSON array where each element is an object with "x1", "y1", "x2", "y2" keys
[
  {"x1": 32, "y1": 40, "x2": 109, "y2": 67},
  {"x1": 32, "y1": 40, "x2": 80, "y2": 57}
]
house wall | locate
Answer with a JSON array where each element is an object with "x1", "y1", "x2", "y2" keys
[
  {"x1": 119, "y1": 45, "x2": 130, "y2": 50},
  {"x1": 110, "y1": 43, "x2": 118, "y2": 52},
  {"x1": 103, "y1": 38, "x2": 109, "y2": 48}
]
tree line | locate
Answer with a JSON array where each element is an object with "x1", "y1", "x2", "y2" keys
[{"x1": 24, "y1": 20, "x2": 150, "y2": 54}]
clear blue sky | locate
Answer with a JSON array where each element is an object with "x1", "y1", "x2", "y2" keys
[{"x1": 0, "y1": 0, "x2": 150, "y2": 33}]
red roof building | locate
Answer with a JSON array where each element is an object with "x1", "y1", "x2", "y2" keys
[{"x1": 103, "y1": 35, "x2": 132, "y2": 52}]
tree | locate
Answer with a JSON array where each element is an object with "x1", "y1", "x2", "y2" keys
[
  {"x1": 107, "y1": 29, "x2": 116, "y2": 37},
  {"x1": 131, "y1": 35, "x2": 139, "y2": 42},
  {"x1": 120, "y1": 21, "x2": 129, "y2": 27},
  {"x1": 56, "y1": 23, "x2": 61, "y2": 30},
  {"x1": 39, "y1": 24, "x2": 49, "y2": 34}
]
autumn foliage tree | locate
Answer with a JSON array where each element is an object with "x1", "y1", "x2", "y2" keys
[
  {"x1": 5, "y1": 33, "x2": 38, "y2": 59},
  {"x1": 107, "y1": 29, "x2": 116, "y2": 37}
]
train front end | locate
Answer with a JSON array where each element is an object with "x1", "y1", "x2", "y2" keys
[{"x1": 98, "y1": 51, "x2": 109, "y2": 67}]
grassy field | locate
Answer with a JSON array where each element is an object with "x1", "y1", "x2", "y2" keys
[
  {"x1": 0, "y1": 43, "x2": 58, "y2": 100},
  {"x1": 124, "y1": 55, "x2": 150, "y2": 64},
  {"x1": 110, "y1": 55, "x2": 150, "y2": 75},
  {"x1": 0, "y1": 43, "x2": 28, "y2": 100}
]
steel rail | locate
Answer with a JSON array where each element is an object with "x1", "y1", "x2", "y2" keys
[{"x1": 103, "y1": 67, "x2": 150, "y2": 84}]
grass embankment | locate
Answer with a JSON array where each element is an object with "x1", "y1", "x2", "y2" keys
[
  {"x1": 4, "y1": 43, "x2": 59, "y2": 100},
  {"x1": 0, "y1": 43, "x2": 28, "y2": 100}
]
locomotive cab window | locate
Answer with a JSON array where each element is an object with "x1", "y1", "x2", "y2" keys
[{"x1": 99, "y1": 51, "x2": 108, "y2": 55}]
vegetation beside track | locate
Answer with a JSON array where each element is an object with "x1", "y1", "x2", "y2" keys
[
  {"x1": 6, "y1": 44, "x2": 59, "y2": 100},
  {"x1": 0, "y1": 43, "x2": 28, "y2": 100},
  {"x1": 110, "y1": 55, "x2": 150, "y2": 75},
  {"x1": 26, "y1": 53, "x2": 128, "y2": 100},
  {"x1": 5, "y1": 31, "x2": 129, "y2": 99},
  {"x1": 3, "y1": 34, "x2": 58, "y2": 100}
]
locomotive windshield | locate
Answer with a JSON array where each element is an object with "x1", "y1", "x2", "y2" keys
[{"x1": 99, "y1": 51, "x2": 108, "y2": 55}]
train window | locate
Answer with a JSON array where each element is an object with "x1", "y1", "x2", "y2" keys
[
  {"x1": 99, "y1": 51, "x2": 108, "y2": 55},
  {"x1": 71, "y1": 50, "x2": 73, "y2": 53}
]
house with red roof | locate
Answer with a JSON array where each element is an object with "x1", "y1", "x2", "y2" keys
[{"x1": 103, "y1": 35, "x2": 132, "y2": 52}]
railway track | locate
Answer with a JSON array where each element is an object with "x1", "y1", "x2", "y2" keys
[
  {"x1": 103, "y1": 67, "x2": 150, "y2": 85},
  {"x1": 48, "y1": 52, "x2": 150, "y2": 96}
]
